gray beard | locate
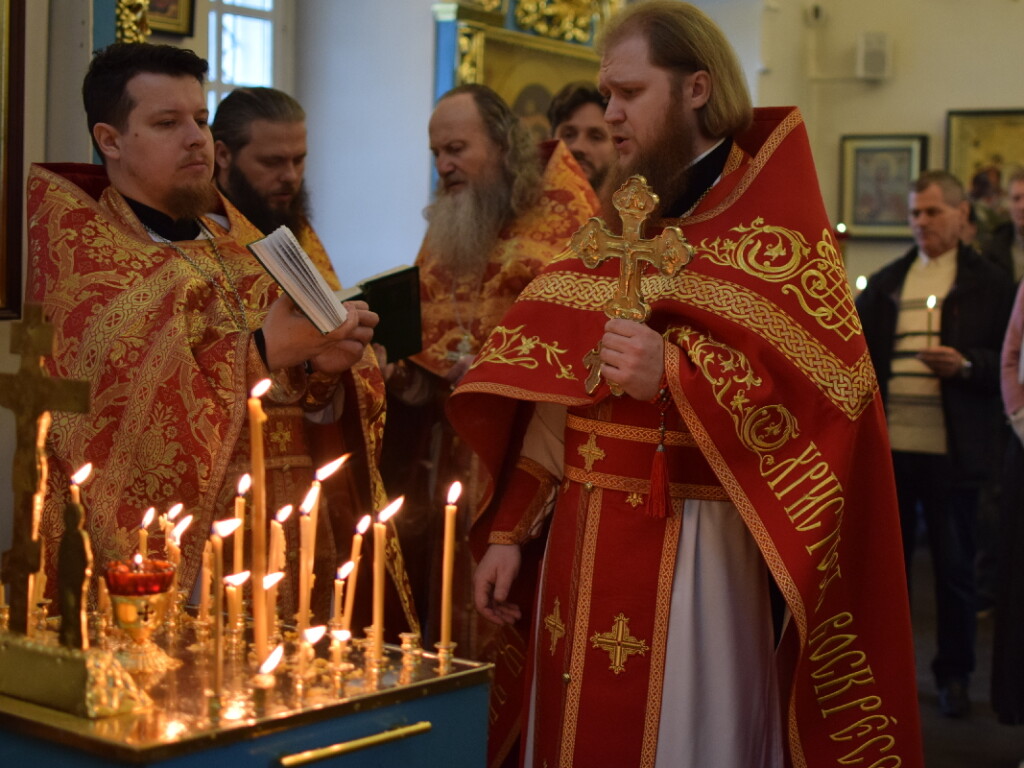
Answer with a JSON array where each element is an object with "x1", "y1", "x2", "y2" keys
[{"x1": 424, "y1": 179, "x2": 512, "y2": 276}]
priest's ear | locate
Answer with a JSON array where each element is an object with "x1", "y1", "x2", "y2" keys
[
  {"x1": 92, "y1": 123, "x2": 123, "y2": 162},
  {"x1": 679, "y1": 70, "x2": 711, "y2": 111},
  {"x1": 214, "y1": 140, "x2": 233, "y2": 174}
]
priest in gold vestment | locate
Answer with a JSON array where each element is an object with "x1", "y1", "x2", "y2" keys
[
  {"x1": 27, "y1": 43, "x2": 415, "y2": 632},
  {"x1": 381, "y1": 85, "x2": 598, "y2": 655}
]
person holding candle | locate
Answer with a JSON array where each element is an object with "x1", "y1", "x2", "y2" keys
[
  {"x1": 451, "y1": 4, "x2": 925, "y2": 766},
  {"x1": 857, "y1": 169, "x2": 1014, "y2": 718},
  {"x1": 26, "y1": 43, "x2": 389, "y2": 617}
]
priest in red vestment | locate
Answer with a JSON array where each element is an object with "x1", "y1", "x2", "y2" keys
[
  {"x1": 450, "y1": 4, "x2": 924, "y2": 767},
  {"x1": 27, "y1": 43, "x2": 416, "y2": 637}
]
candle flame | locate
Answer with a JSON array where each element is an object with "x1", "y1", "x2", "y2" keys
[
  {"x1": 926, "y1": 294, "x2": 937, "y2": 310},
  {"x1": 250, "y1": 378, "x2": 272, "y2": 399},
  {"x1": 140, "y1": 507, "x2": 156, "y2": 529},
  {"x1": 275, "y1": 504, "x2": 293, "y2": 523},
  {"x1": 447, "y1": 481, "x2": 463, "y2": 505},
  {"x1": 71, "y1": 463, "x2": 93, "y2": 485},
  {"x1": 378, "y1": 496, "x2": 403, "y2": 524},
  {"x1": 316, "y1": 453, "x2": 350, "y2": 481},
  {"x1": 224, "y1": 570, "x2": 251, "y2": 587},
  {"x1": 167, "y1": 502, "x2": 184, "y2": 521},
  {"x1": 331, "y1": 629, "x2": 352, "y2": 643},
  {"x1": 304, "y1": 625, "x2": 327, "y2": 644},
  {"x1": 171, "y1": 515, "x2": 193, "y2": 545},
  {"x1": 300, "y1": 484, "x2": 321, "y2": 514},
  {"x1": 212, "y1": 518, "x2": 243, "y2": 538},
  {"x1": 237, "y1": 474, "x2": 252, "y2": 496},
  {"x1": 855, "y1": 275, "x2": 867, "y2": 291},
  {"x1": 264, "y1": 571, "x2": 285, "y2": 589},
  {"x1": 337, "y1": 561, "x2": 355, "y2": 580},
  {"x1": 259, "y1": 643, "x2": 284, "y2": 675},
  {"x1": 356, "y1": 514, "x2": 371, "y2": 535},
  {"x1": 133, "y1": 552, "x2": 143, "y2": 567}
]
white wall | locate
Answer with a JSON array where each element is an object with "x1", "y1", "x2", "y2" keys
[
  {"x1": 758, "y1": 0, "x2": 1024, "y2": 282},
  {"x1": 294, "y1": 0, "x2": 437, "y2": 288}
]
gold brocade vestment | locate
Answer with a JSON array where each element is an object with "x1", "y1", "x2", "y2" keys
[{"x1": 26, "y1": 164, "x2": 414, "y2": 634}]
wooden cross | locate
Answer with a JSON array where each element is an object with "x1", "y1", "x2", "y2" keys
[
  {"x1": 570, "y1": 174, "x2": 694, "y2": 323},
  {"x1": 0, "y1": 304, "x2": 90, "y2": 634},
  {"x1": 589, "y1": 612, "x2": 649, "y2": 674}
]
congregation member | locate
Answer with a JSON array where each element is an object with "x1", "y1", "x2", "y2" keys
[
  {"x1": 857, "y1": 169, "x2": 1013, "y2": 718},
  {"x1": 452, "y1": 2, "x2": 924, "y2": 765}
]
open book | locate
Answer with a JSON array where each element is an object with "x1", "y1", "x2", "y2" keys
[
  {"x1": 248, "y1": 226, "x2": 348, "y2": 333},
  {"x1": 336, "y1": 264, "x2": 422, "y2": 362}
]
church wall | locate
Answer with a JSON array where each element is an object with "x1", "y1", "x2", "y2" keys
[{"x1": 294, "y1": 0, "x2": 436, "y2": 289}]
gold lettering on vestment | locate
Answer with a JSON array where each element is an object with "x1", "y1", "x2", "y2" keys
[
  {"x1": 545, "y1": 597, "x2": 566, "y2": 654},
  {"x1": 577, "y1": 433, "x2": 605, "y2": 473},
  {"x1": 590, "y1": 612, "x2": 649, "y2": 674}
]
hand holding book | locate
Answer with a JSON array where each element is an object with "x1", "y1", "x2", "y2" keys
[{"x1": 261, "y1": 294, "x2": 378, "y2": 374}]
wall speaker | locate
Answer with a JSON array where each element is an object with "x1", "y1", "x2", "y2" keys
[{"x1": 856, "y1": 32, "x2": 891, "y2": 80}]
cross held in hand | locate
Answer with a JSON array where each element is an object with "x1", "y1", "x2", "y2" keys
[{"x1": 570, "y1": 175, "x2": 694, "y2": 323}]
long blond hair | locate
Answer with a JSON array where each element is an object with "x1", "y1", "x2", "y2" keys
[{"x1": 599, "y1": 0, "x2": 752, "y2": 139}]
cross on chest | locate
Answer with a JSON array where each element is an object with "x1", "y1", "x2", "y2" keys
[{"x1": 590, "y1": 612, "x2": 649, "y2": 674}]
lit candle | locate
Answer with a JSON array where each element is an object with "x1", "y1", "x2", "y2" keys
[
  {"x1": 297, "y1": 486, "x2": 320, "y2": 632},
  {"x1": 138, "y1": 507, "x2": 156, "y2": 557},
  {"x1": 373, "y1": 498, "x2": 403, "y2": 661},
  {"x1": 164, "y1": 502, "x2": 183, "y2": 554},
  {"x1": 926, "y1": 294, "x2": 937, "y2": 346},
  {"x1": 198, "y1": 541, "x2": 212, "y2": 623},
  {"x1": 299, "y1": 625, "x2": 327, "y2": 682},
  {"x1": 441, "y1": 482, "x2": 462, "y2": 648},
  {"x1": 310, "y1": 455, "x2": 349, "y2": 541},
  {"x1": 264, "y1": 571, "x2": 284, "y2": 631},
  {"x1": 330, "y1": 628, "x2": 351, "y2": 667},
  {"x1": 224, "y1": 571, "x2": 250, "y2": 629},
  {"x1": 342, "y1": 515, "x2": 371, "y2": 634},
  {"x1": 69, "y1": 463, "x2": 92, "y2": 505},
  {"x1": 168, "y1": 514, "x2": 193, "y2": 596},
  {"x1": 211, "y1": 518, "x2": 242, "y2": 692},
  {"x1": 253, "y1": 642, "x2": 284, "y2": 715},
  {"x1": 269, "y1": 505, "x2": 292, "y2": 575},
  {"x1": 333, "y1": 561, "x2": 355, "y2": 627},
  {"x1": 249, "y1": 379, "x2": 271, "y2": 665},
  {"x1": 234, "y1": 475, "x2": 250, "y2": 572}
]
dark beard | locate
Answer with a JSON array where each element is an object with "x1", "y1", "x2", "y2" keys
[
  {"x1": 600, "y1": 98, "x2": 696, "y2": 231},
  {"x1": 221, "y1": 163, "x2": 312, "y2": 236},
  {"x1": 165, "y1": 180, "x2": 220, "y2": 222},
  {"x1": 423, "y1": 176, "x2": 512, "y2": 277}
]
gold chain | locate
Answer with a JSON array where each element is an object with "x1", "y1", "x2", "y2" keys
[{"x1": 147, "y1": 221, "x2": 249, "y2": 331}]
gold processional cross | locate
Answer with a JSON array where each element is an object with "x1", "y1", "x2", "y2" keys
[
  {"x1": 569, "y1": 175, "x2": 695, "y2": 394},
  {"x1": 0, "y1": 304, "x2": 90, "y2": 634}
]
